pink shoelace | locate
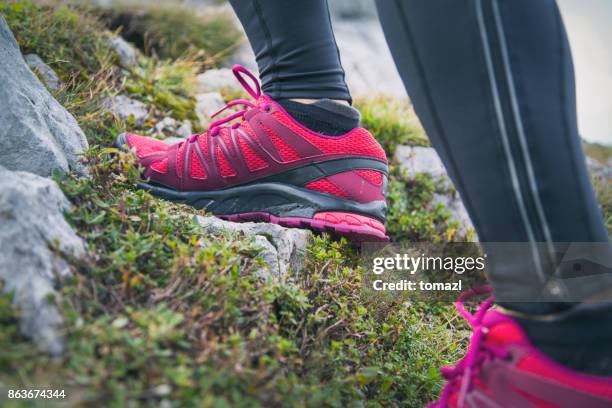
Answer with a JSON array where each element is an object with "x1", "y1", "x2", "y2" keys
[
  {"x1": 428, "y1": 285, "x2": 509, "y2": 408},
  {"x1": 187, "y1": 64, "x2": 268, "y2": 143}
]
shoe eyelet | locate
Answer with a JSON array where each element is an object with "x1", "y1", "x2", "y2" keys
[
  {"x1": 504, "y1": 352, "x2": 514, "y2": 362},
  {"x1": 262, "y1": 104, "x2": 272, "y2": 113}
]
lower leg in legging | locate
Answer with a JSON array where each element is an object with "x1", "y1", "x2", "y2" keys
[{"x1": 228, "y1": 0, "x2": 359, "y2": 135}]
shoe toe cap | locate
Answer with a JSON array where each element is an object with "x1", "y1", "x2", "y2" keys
[{"x1": 115, "y1": 132, "x2": 169, "y2": 158}]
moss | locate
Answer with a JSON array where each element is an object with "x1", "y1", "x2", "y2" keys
[
  {"x1": 2, "y1": 0, "x2": 202, "y2": 145},
  {"x1": 95, "y1": 2, "x2": 241, "y2": 65},
  {"x1": 1, "y1": 1, "x2": 116, "y2": 83},
  {"x1": 1, "y1": 4, "x2": 470, "y2": 406},
  {"x1": 355, "y1": 96, "x2": 429, "y2": 156},
  {"x1": 384, "y1": 168, "x2": 468, "y2": 242},
  {"x1": 0, "y1": 149, "x2": 461, "y2": 407},
  {"x1": 125, "y1": 58, "x2": 201, "y2": 124}
]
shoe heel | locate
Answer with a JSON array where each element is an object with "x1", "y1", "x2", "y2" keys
[{"x1": 313, "y1": 211, "x2": 388, "y2": 242}]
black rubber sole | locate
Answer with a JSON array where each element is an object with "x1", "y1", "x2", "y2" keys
[{"x1": 138, "y1": 181, "x2": 387, "y2": 222}]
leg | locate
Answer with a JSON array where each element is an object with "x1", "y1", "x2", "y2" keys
[
  {"x1": 229, "y1": 0, "x2": 350, "y2": 102},
  {"x1": 229, "y1": 0, "x2": 361, "y2": 136},
  {"x1": 376, "y1": 0, "x2": 612, "y2": 392},
  {"x1": 375, "y1": 0, "x2": 610, "y2": 305},
  {"x1": 376, "y1": 0, "x2": 607, "y2": 245}
]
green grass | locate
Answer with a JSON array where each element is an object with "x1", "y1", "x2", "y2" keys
[
  {"x1": 355, "y1": 96, "x2": 429, "y2": 157},
  {"x1": 386, "y1": 170, "x2": 469, "y2": 242},
  {"x1": 0, "y1": 149, "x2": 464, "y2": 407},
  {"x1": 124, "y1": 57, "x2": 201, "y2": 124},
  {"x1": 584, "y1": 141, "x2": 612, "y2": 165},
  {"x1": 2, "y1": 1, "x2": 117, "y2": 84},
  {"x1": 1, "y1": 0, "x2": 202, "y2": 145},
  {"x1": 0, "y1": 2, "x2": 467, "y2": 406},
  {"x1": 94, "y1": 1, "x2": 241, "y2": 65}
]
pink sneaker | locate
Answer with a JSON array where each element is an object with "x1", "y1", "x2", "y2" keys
[
  {"x1": 115, "y1": 65, "x2": 389, "y2": 242},
  {"x1": 429, "y1": 286, "x2": 612, "y2": 407}
]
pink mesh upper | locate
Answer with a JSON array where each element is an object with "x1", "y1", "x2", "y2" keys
[
  {"x1": 355, "y1": 169, "x2": 384, "y2": 185},
  {"x1": 124, "y1": 67, "x2": 388, "y2": 194},
  {"x1": 126, "y1": 133, "x2": 168, "y2": 158},
  {"x1": 216, "y1": 145, "x2": 236, "y2": 177},
  {"x1": 261, "y1": 123, "x2": 301, "y2": 162},
  {"x1": 238, "y1": 137, "x2": 268, "y2": 171},
  {"x1": 271, "y1": 112, "x2": 386, "y2": 161},
  {"x1": 150, "y1": 158, "x2": 168, "y2": 174},
  {"x1": 176, "y1": 142, "x2": 187, "y2": 178},
  {"x1": 198, "y1": 133, "x2": 209, "y2": 158},
  {"x1": 190, "y1": 149, "x2": 206, "y2": 179},
  {"x1": 305, "y1": 178, "x2": 349, "y2": 198}
]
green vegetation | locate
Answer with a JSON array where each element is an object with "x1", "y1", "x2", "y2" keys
[
  {"x1": 386, "y1": 170, "x2": 469, "y2": 242},
  {"x1": 3, "y1": 1, "x2": 113, "y2": 83},
  {"x1": 1, "y1": 0, "x2": 203, "y2": 145},
  {"x1": 593, "y1": 174, "x2": 612, "y2": 234},
  {"x1": 0, "y1": 150, "x2": 467, "y2": 407},
  {"x1": 124, "y1": 57, "x2": 201, "y2": 124},
  {"x1": 583, "y1": 143, "x2": 612, "y2": 234},
  {"x1": 0, "y1": 1, "x2": 609, "y2": 407},
  {"x1": 584, "y1": 141, "x2": 612, "y2": 165},
  {"x1": 355, "y1": 96, "x2": 429, "y2": 156},
  {"x1": 0, "y1": 2, "x2": 470, "y2": 406},
  {"x1": 95, "y1": 1, "x2": 241, "y2": 64}
]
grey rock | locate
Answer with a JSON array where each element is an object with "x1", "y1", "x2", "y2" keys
[
  {"x1": 0, "y1": 17, "x2": 88, "y2": 176},
  {"x1": 328, "y1": 0, "x2": 378, "y2": 19},
  {"x1": 175, "y1": 120, "x2": 193, "y2": 139},
  {"x1": 107, "y1": 35, "x2": 138, "y2": 68},
  {"x1": 24, "y1": 54, "x2": 62, "y2": 91},
  {"x1": 154, "y1": 117, "x2": 178, "y2": 134},
  {"x1": 102, "y1": 95, "x2": 149, "y2": 126},
  {"x1": 229, "y1": 41, "x2": 257, "y2": 73},
  {"x1": 163, "y1": 137, "x2": 187, "y2": 145},
  {"x1": 395, "y1": 145, "x2": 475, "y2": 236},
  {"x1": 196, "y1": 216, "x2": 311, "y2": 280},
  {"x1": 331, "y1": 19, "x2": 405, "y2": 97},
  {"x1": 0, "y1": 166, "x2": 85, "y2": 355},
  {"x1": 92, "y1": 0, "x2": 114, "y2": 7},
  {"x1": 195, "y1": 92, "x2": 225, "y2": 127},
  {"x1": 197, "y1": 69, "x2": 241, "y2": 93},
  {"x1": 586, "y1": 156, "x2": 612, "y2": 179},
  {"x1": 152, "y1": 118, "x2": 192, "y2": 141},
  {"x1": 184, "y1": 0, "x2": 231, "y2": 8},
  {"x1": 395, "y1": 145, "x2": 449, "y2": 180}
]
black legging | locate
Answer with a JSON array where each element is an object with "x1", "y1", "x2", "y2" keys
[
  {"x1": 229, "y1": 0, "x2": 610, "y2": 313},
  {"x1": 230, "y1": 0, "x2": 351, "y2": 102}
]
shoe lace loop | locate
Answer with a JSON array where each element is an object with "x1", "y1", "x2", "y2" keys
[
  {"x1": 429, "y1": 285, "x2": 509, "y2": 408},
  {"x1": 188, "y1": 65, "x2": 266, "y2": 143}
]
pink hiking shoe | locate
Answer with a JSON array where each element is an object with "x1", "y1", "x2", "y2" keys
[
  {"x1": 115, "y1": 65, "x2": 389, "y2": 242},
  {"x1": 429, "y1": 286, "x2": 612, "y2": 407}
]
